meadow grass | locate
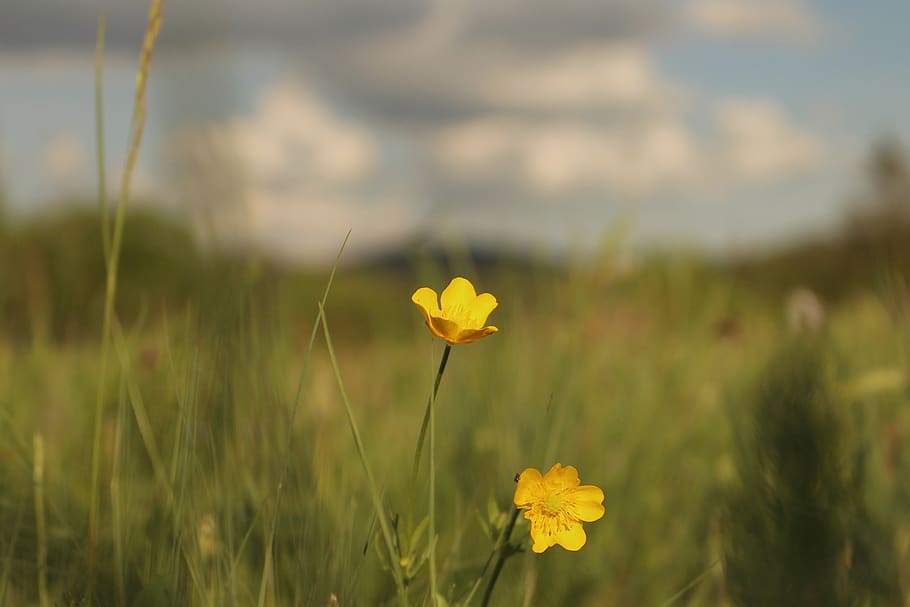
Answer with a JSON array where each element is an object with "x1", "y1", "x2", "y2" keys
[
  {"x1": 0, "y1": 255, "x2": 908, "y2": 605},
  {"x1": 0, "y1": 2, "x2": 908, "y2": 605}
]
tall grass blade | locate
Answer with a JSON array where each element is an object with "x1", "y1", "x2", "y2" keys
[
  {"x1": 0, "y1": 499, "x2": 25, "y2": 605},
  {"x1": 33, "y1": 434, "x2": 48, "y2": 607},
  {"x1": 95, "y1": 13, "x2": 110, "y2": 262},
  {"x1": 319, "y1": 302, "x2": 409, "y2": 607},
  {"x1": 87, "y1": 0, "x2": 164, "y2": 593},
  {"x1": 657, "y1": 559, "x2": 720, "y2": 607},
  {"x1": 110, "y1": 375, "x2": 128, "y2": 607},
  {"x1": 256, "y1": 231, "x2": 349, "y2": 607}
]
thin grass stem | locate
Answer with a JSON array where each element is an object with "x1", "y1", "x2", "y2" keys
[
  {"x1": 33, "y1": 434, "x2": 49, "y2": 607},
  {"x1": 87, "y1": 1, "x2": 163, "y2": 593},
  {"x1": 110, "y1": 376, "x2": 127, "y2": 607},
  {"x1": 657, "y1": 559, "x2": 720, "y2": 607},
  {"x1": 94, "y1": 14, "x2": 109, "y2": 262},
  {"x1": 257, "y1": 231, "x2": 349, "y2": 607},
  {"x1": 318, "y1": 302, "x2": 409, "y2": 607}
]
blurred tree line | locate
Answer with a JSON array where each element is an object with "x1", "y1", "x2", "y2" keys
[
  {"x1": 732, "y1": 138, "x2": 910, "y2": 299},
  {"x1": 2, "y1": 138, "x2": 910, "y2": 342},
  {"x1": 0, "y1": 205, "x2": 204, "y2": 341}
]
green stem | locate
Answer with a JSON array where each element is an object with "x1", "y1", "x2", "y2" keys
[
  {"x1": 657, "y1": 559, "x2": 720, "y2": 607},
  {"x1": 94, "y1": 14, "x2": 109, "y2": 263},
  {"x1": 479, "y1": 508, "x2": 521, "y2": 607},
  {"x1": 411, "y1": 344, "x2": 452, "y2": 483},
  {"x1": 319, "y1": 304, "x2": 409, "y2": 607},
  {"x1": 257, "y1": 232, "x2": 348, "y2": 607},
  {"x1": 88, "y1": 2, "x2": 162, "y2": 593},
  {"x1": 33, "y1": 435, "x2": 48, "y2": 607},
  {"x1": 427, "y1": 345, "x2": 451, "y2": 604}
]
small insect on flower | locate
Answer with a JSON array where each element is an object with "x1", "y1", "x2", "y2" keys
[
  {"x1": 411, "y1": 277, "x2": 499, "y2": 345},
  {"x1": 514, "y1": 463, "x2": 605, "y2": 553}
]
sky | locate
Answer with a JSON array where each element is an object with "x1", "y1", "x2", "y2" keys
[{"x1": 1, "y1": 0, "x2": 909, "y2": 262}]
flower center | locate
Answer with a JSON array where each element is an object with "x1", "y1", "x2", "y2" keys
[
  {"x1": 542, "y1": 492, "x2": 565, "y2": 515},
  {"x1": 443, "y1": 304, "x2": 478, "y2": 328}
]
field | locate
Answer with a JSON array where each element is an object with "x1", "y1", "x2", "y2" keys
[
  {"x1": 2, "y1": 4, "x2": 910, "y2": 604},
  {"x1": 0, "y1": 225, "x2": 908, "y2": 605}
]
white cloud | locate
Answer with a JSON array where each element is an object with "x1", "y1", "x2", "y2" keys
[
  {"x1": 222, "y1": 80, "x2": 375, "y2": 189},
  {"x1": 247, "y1": 190, "x2": 420, "y2": 262},
  {"x1": 714, "y1": 98, "x2": 823, "y2": 183},
  {"x1": 428, "y1": 40, "x2": 825, "y2": 200},
  {"x1": 480, "y1": 44, "x2": 687, "y2": 112},
  {"x1": 433, "y1": 98, "x2": 823, "y2": 199},
  {"x1": 433, "y1": 116, "x2": 705, "y2": 198},
  {"x1": 686, "y1": 0, "x2": 826, "y2": 43},
  {"x1": 171, "y1": 78, "x2": 416, "y2": 260},
  {"x1": 428, "y1": 42, "x2": 709, "y2": 198},
  {"x1": 43, "y1": 133, "x2": 88, "y2": 184}
]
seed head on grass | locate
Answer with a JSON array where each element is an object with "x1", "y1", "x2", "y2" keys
[
  {"x1": 514, "y1": 463, "x2": 605, "y2": 553},
  {"x1": 411, "y1": 277, "x2": 499, "y2": 345}
]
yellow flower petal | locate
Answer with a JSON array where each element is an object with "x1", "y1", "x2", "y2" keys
[
  {"x1": 411, "y1": 277, "x2": 499, "y2": 344},
  {"x1": 513, "y1": 463, "x2": 604, "y2": 553},
  {"x1": 411, "y1": 287, "x2": 441, "y2": 320},
  {"x1": 427, "y1": 316, "x2": 460, "y2": 343},
  {"x1": 530, "y1": 528, "x2": 555, "y2": 553},
  {"x1": 466, "y1": 293, "x2": 498, "y2": 328},
  {"x1": 568, "y1": 485, "x2": 606, "y2": 522},
  {"x1": 453, "y1": 326, "x2": 498, "y2": 344},
  {"x1": 514, "y1": 468, "x2": 544, "y2": 507},
  {"x1": 555, "y1": 524, "x2": 587, "y2": 551},
  {"x1": 544, "y1": 463, "x2": 580, "y2": 490},
  {"x1": 440, "y1": 277, "x2": 477, "y2": 313}
]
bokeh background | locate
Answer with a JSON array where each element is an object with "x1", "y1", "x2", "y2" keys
[
  {"x1": 4, "y1": 0, "x2": 910, "y2": 260},
  {"x1": 1, "y1": 1, "x2": 910, "y2": 606}
]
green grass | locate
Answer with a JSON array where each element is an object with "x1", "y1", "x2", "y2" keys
[
  {"x1": 1, "y1": 3, "x2": 908, "y2": 603},
  {"x1": 0, "y1": 254, "x2": 908, "y2": 605}
]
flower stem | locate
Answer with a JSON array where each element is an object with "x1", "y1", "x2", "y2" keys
[
  {"x1": 428, "y1": 346, "x2": 446, "y2": 604},
  {"x1": 410, "y1": 344, "x2": 451, "y2": 482},
  {"x1": 401, "y1": 344, "x2": 450, "y2": 605},
  {"x1": 479, "y1": 507, "x2": 521, "y2": 607}
]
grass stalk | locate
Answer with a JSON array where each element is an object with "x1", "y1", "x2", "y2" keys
[
  {"x1": 112, "y1": 319, "x2": 175, "y2": 507},
  {"x1": 87, "y1": 0, "x2": 163, "y2": 593},
  {"x1": 657, "y1": 559, "x2": 720, "y2": 607},
  {"x1": 110, "y1": 376, "x2": 128, "y2": 607},
  {"x1": 0, "y1": 499, "x2": 25, "y2": 605},
  {"x1": 318, "y1": 302, "x2": 409, "y2": 607},
  {"x1": 95, "y1": 13, "x2": 109, "y2": 263},
  {"x1": 256, "y1": 231, "x2": 349, "y2": 607},
  {"x1": 33, "y1": 434, "x2": 49, "y2": 607}
]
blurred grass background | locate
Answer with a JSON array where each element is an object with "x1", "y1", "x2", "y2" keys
[
  {"x1": 0, "y1": 143, "x2": 909, "y2": 604},
  {"x1": 4, "y1": 1, "x2": 910, "y2": 604}
]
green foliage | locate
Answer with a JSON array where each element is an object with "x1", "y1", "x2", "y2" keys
[
  {"x1": 723, "y1": 341, "x2": 904, "y2": 606},
  {"x1": 0, "y1": 206, "x2": 200, "y2": 341},
  {"x1": 0, "y1": 204, "x2": 908, "y2": 605}
]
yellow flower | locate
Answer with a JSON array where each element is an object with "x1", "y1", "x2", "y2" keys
[
  {"x1": 514, "y1": 463, "x2": 605, "y2": 553},
  {"x1": 411, "y1": 277, "x2": 499, "y2": 345}
]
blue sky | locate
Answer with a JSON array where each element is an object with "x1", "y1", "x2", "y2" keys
[{"x1": 1, "y1": 0, "x2": 908, "y2": 261}]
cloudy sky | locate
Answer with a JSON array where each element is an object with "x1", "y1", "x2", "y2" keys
[{"x1": 1, "y1": 0, "x2": 909, "y2": 261}]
